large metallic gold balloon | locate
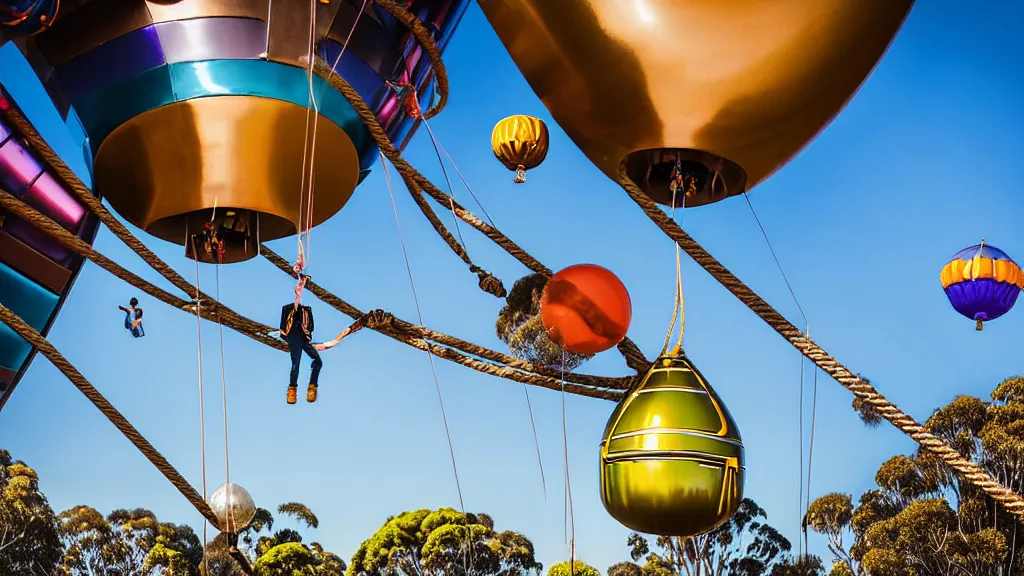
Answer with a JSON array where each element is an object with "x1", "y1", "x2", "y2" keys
[
  {"x1": 207, "y1": 482, "x2": 257, "y2": 534},
  {"x1": 478, "y1": 0, "x2": 914, "y2": 208},
  {"x1": 600, "y1": 354, "x2": 743, "y2": 537},
  {"x1": 491, "y1": 115, "x2": 549, "y2": 183}
]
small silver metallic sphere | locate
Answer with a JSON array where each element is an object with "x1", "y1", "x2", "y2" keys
[{"x1": 207, "y1": 482, "x2": 256, "y2": 533}]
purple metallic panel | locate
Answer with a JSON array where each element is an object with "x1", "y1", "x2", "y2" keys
[
  {"x1": 55, "y1": 18, "x2": 267, "y2": 102},
  {"x1": 0, "y1": 116, "x2": 87, "y2": 264},
  {"x1": 1, "y1": 217, "x2": 73, "y2": 265},
  {"x1": 55, "y1": 25, "x2": 165, "y2": 101}
]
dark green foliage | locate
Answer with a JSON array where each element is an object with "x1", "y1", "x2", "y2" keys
[
  {"x1": 0, "y1": 448, "x2": 62, "y2": 575},
  {"x1": 809, "y1": 376, "x2": 1024, "y2": 575},
  {"x1": 625, "y1": 498, "x2": 817, "y2": 576},
  {"x1": 347, "y1": 507, "x2": 542, "y2": 576},
  {"x1": 495, "y1": 273, "x2": 591, "y2": 370},
  {"x1": 607, "y1": 561, "x2": 644, "y2": 576}
]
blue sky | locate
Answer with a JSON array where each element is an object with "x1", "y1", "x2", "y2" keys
[{"x1": 2, "y1": 0, "x2": 1024, "y2": 572}]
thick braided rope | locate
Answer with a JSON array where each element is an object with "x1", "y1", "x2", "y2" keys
[
  {"x1": 2, "y1": 164, "x2": 624, "y2": 397},
  {"x1": 0, "y1": 189, "x2": 287, "y2": 351},
  {"x1": 0, "y1": 304, "x2": 223, "y2": 528},
  {"x1": 372, "y1": 0, "x2": 449, "y2": 118},
  {"x1": 3, "y1": 179, "x2": 622, "y2": 397},
  {"x1": 259, "y1": 245, "x2": 628, "y2": 399},
  {"x1": 314, "y1": 60, "x2": 652, "y2": 375},
  {"x1": 0, "y1": 104, "x2": 254, "y2": 329},
  {"x1": 616, "y1": 165, "x2": 1024, "y2": 517},
  {"x1": 397, "y1": 168, "x2": 507, "y2": 297},
  {"x1": 0, "y1": 89, "x2": 632, "y2": 398}
]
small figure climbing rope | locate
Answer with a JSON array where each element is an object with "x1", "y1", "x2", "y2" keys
[
  {"x1": 279, "y1": 273, "x2": 322, "y2": 405},
  {"x1": 118, "y1": 297, "x2": 145, "y2": 338}
]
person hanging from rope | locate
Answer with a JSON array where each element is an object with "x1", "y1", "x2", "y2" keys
[
  {"x1": 279, "y1": 272, "x2": 323, "y2": 404},
  {"x1": 200, "y1": 221, "x2": 225, "y2": 264},
  {"x1": 118, "y1": 297, "x2": 145, "y2": 338}
]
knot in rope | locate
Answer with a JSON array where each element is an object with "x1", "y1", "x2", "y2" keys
[
  {"x1": 364, "y1": 309, "x2": 393, "y2": 330},
  {"x1": 469, "y1": 265, "x2": 507, "y2": 298}
]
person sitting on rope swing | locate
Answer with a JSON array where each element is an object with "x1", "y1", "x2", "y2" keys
[
  {"x1": 280, "y1": 274, "x2": 322, "y2": 405},
  {"x1": 118, "y1": 297, "x2": 145, "y2": 338}
]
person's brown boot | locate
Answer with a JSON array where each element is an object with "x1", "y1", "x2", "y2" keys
[
  {"x1": 287, "y1": 387, "x2": 297, "y2": 405},
  {"x1": 306, "y1": 384, "x2": 318, "y2": 403}
]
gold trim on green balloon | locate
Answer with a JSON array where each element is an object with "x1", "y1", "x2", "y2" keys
[{"x1": 600, "y1": 353, "x2": 744, "y2": 537}]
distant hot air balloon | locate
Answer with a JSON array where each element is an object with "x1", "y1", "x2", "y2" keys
[
  {"x1": 477, "y1": 1, "x2": 913, "y2": 206},
  {"x1": 540, "y1": 264, "x2": 631, "y2": 355},
  {"x1": 940, "y1": 242, "x2": 1024, "y2": 331},
  {"x1": 14, "y1": 0, "x2": 470, "y2": 263},
  {"x1": 491, "y1": 114, "x2": 549, "y2": 183},
  {"x1": 600, "y1": 353, "x2": 744, "y2": 537}
]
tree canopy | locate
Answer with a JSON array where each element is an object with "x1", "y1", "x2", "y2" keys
[
  {"x1": 0, "y1": 448, "x2": 62, "y2": 575},
  {"x1": 347, "y1": 507, "x2": 542, "y2": 575},
  {"x1": 548, "y1": 559, "x2": 600, "y2": 576},
  {"x1": 807, "y1": 375, "x2": 1024, "y2": 575},
  {"x1": 624, "y1": 498, "x2": 818, "y2": 576}
]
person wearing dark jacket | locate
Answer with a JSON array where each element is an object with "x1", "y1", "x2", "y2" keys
[{"x1": 280, "y1": 300, "x2": 323, "y2": 404}]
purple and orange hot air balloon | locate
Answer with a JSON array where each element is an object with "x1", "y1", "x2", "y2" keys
[{"x1": 940, "y1": 241, "x2": 1024, "y2": 331}]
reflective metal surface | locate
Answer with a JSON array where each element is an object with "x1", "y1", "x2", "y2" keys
[
  {"x1": 207, "y1": 482, "x2": 257, "y2": 534},
  {"x1": 478, "y1": 0, "x2": 914, "y2": 207},
  {"x1": 93, "y1": 96, "x2": 361, "y2": 262},
  {"x1": 600, "y1": 354, "x2": 744, "y2": 536}
]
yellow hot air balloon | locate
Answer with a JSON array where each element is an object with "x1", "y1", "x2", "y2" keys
[
  {"x1": 600, "y1": 353, "x2": 744, "y2": 537},
  {"x1": 478, "y1": 1, "x2": 913, "y2": 207},
  {"x1": 491, "y1": 115, "x2": 549, "y2": 183}
]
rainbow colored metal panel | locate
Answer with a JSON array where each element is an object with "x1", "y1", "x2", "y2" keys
[
  {"x1": 940, "y1": 243, "x2": 1024, "y2": 330},
  {"x1": 600, "y1": 354, "x2": 744, "y2": 537},
  {"x1": 0, "y1": 92, "x2": 101, "y2": 412},
  {"x1": 16, "y1": 0, "x2": 469, "y2": 263}
]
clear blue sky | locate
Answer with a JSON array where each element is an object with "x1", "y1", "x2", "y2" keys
[{"x1": 2, "y1": 1, "x2": 1024, "y2": 572}]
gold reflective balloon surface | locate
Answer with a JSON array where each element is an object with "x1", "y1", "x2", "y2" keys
[
  {"x1": 600, "y1": 354, "x2": 744, "y2": 537},
  {"x1": 479, "y1": 0, "x2": 913, "y2": 207},
  {"x1": 491, "y1": 114, "x2": 549, "y2": 183},
  {"x1": 93, "y1": 96, "x2": 360, "y2": 264}
]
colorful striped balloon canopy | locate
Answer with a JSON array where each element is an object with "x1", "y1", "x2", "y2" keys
[{"x1": 940, "y1": 242, "x2": 1024, "y2": 330}]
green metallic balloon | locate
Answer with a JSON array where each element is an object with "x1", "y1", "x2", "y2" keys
[{"x1": 600, "y1": 354, "x2": 744, "y2": 536}]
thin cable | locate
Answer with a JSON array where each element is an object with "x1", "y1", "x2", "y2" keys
[
  {"x1": 804, "y1": 360, "x2": 819, "y2": 556},
  {"x1": 301, "y1": 0, "x2": 319, "y2": 261},
  {"x1": 797, "y1": 349, "x2": 805, "y2": 557},
  {"x1": 215, "y1": 263, "x2": 232, "y2": 500},
  {"x1": 422, "y1": 118, "x2": 469, "y2": 251},
  {"x1": 560, "y1": 350, "x2": 576, "y2": 572},
  {"x1": 523, "y1": 385, "x2": 547, "y2": 504},
  {"x1": 742, "y1": 191, "x2": 813, "y2": 557},
  {"x1": 190, "y1": 235, "x2": 209, "y2": 574},
  {"x1": 660, "y1": 177, "x2": 687, "y2": 356},
  {"x1": 432, "y1": 136, "x2": 497, "y2": 228},
  {"x1": 742, "y1": 193, "x2": 807, "y2": 326},
  {"x1": 380, "y1": 151, "x2": 470, "y2": 569},
  {"x1": 296, "y1": 0, "x2": 366, "y2": 277}
]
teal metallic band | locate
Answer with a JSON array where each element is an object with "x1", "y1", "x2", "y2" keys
[{"x1": 72, "y1": 59, "x2": 377, "y2": 165}]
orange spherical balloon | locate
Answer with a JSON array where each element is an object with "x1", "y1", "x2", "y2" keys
[{"x1": 541, "y1": 264, "x2": 632, "y2": 355}]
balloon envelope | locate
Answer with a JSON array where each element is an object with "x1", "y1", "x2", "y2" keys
[
  {"x1": 940, "y1": 243, "x2": 1023, "y2": 329},
  {"x1": 540, "y1": 264, "x2": 631, "y2": 355}
]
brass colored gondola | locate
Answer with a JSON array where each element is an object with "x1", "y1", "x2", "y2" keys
[{"x1": 600, "y1": 353, "x2": 744, "y2": 537}]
